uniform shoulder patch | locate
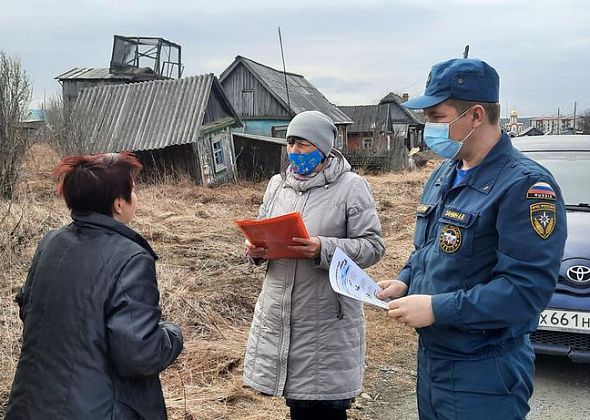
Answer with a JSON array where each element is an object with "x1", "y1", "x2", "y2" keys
[
  {"x1": 526, "y1": 181, "x2": 556, "y2": 201},
  {"x1": 416, "y1": 203, "x2": 431, "y2": 215},
  {"x1": 530, "y1": 202, "x2": 557, "y2": 239}
]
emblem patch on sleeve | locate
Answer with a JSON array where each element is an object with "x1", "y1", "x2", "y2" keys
[
  {"x1": 530, "y1": 202, "x2": 557, "y2": 239},
  {"x1": 526, "y1": 182, "x2": 556, "y2": 201},
  {"x1": 439, "y1": 225, "x2": 462, "y2": 253}
]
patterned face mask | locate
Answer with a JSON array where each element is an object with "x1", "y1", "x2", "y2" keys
[{"x1": 288, "y1": 149, "x2": 325, "y2": 175}]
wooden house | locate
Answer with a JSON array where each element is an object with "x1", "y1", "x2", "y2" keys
[
  {"x1": 219, "y1": 55, "x2": 352, "y2": 144},
  {"x1": 339, "y1": 93, "x2": 424, "y2": 171}
]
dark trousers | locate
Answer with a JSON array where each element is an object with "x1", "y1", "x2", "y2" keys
[
  {"x1": 286, "y1": 399, "x2": 351, "y2": 420},
  {"x1": 416, "y1": 338, "x2": 535, "y2": 420}
]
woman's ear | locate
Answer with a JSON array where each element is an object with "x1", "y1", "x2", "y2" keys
[{"x1": 112, "y1": 197, "x2": 123, "y2": 216}]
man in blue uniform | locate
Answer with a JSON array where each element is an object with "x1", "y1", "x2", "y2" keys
[{"x1": 378, "y1": 58, "x2": 567, "y2": 419}]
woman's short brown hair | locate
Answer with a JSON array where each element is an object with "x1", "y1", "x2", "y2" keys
[{"x1": 54, "y1": 152, "x2": 142, "y2": 216}]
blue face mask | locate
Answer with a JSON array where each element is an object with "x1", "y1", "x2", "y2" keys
[
  {"x1": 423, "y1": 109, "x2": 475, "y2": 159},
  {"x1": 288, "y1": 149, "x2": 325, "y2": 175}
]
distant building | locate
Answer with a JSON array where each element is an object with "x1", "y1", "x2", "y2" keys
[
  {"x1": 56, "y1": 67, "x2": 166, "y2": 116},
  {"x1": 501, "y1": 110, "x2": 583, "y2": 135},
  {"x1": 340, "y1": 93, "x2": 424, "y2": 152},
  {"x1": 519, "y1": 126, "x2": 545, "y2": 136},
  {"x1": 500, "y1": 110, "x2": 532, "y2": 132},
  {"x1": 530, "y1": 115, "x2": 581, "y2": 135},
  {"x1": 505, "y1": 110, "x2": 524, "y2": 136},
  {"x1": 338, "y1": 93, "x2": 423, "y2": 171},
  {"x1": 56, "y1": 36, "x2": 182, "y2": 115},
  {"x1": 20, "y1": 109, "x2": 46, "y2": 131}
]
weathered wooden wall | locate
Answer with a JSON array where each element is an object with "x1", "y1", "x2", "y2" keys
[
  {"x1": 221, "y1": 64, "x2": 291, "y2": 119},
  {"x1": 136, "y1": 143, "x2": 202, "y2": 182}
]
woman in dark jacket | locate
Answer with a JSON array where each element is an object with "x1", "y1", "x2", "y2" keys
[{"x1": 6, "y1": 152, "x2": 183, "y2": 420}]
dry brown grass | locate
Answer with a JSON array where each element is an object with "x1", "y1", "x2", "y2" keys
[{"x1": 0, "y1": 143, "x2": 435, "y2": 419}]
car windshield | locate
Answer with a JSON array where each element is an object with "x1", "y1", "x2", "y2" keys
[{"x1": 522, "y1": 151, "x2": 590, "y2": 206}]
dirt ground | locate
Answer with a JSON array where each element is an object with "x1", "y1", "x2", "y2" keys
[{"x1": 1, "y1": 145, "x2": 589, "y2": 419}]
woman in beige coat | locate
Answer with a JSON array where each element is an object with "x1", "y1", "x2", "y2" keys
[{"x1": 244, "y1": 111, "x2": 386, "y2": 419}]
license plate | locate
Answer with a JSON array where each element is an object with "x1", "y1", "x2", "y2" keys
[{"x1": 538, "y1": 309, "x2": 590, "y2": 334}]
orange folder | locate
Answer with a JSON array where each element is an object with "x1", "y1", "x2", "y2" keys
[{"x1": 235, "y1": 212, "x2": 310, "y2": 259}]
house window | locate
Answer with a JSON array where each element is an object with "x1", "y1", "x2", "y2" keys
[
  {"x1": 363, "y1": 138, "x2": 373, "y2": 149},
  {"x1": 212, "y1": 140, "x2": 226, "y2": 172}
]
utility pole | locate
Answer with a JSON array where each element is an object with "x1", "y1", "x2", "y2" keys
[
  {"x1": 557, "y1": 107, "x2": 561, "y2": 135},
  {"x1": 463, "y1": 45, "x2": 470, "y2": 58},
  {"x1": 573, "y1": 101, "x2": 577, "y2": 133},
  {"x1": 278, "y1": 27, "x2": 291, "y2": 112}
]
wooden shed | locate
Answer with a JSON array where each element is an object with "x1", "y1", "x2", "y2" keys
[{"x1": 72, "y1": 74, "x2": 242, "y2": 186}]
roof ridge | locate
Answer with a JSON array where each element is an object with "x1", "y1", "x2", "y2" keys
[{"x1": 236, "y1": 55, "x2": 304, "y2": 78}]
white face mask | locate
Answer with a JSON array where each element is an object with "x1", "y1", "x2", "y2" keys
[{"x1": 423, "y1": 108, "x2": 475, "y2": 159}]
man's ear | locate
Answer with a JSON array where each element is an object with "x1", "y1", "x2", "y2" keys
[{"x1": 472, "y1": 105, "x2": 486, "y2": 127}]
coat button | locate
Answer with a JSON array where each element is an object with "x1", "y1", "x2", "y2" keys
[{"x1": 299, "y1": 191, "x2": 303, "y2": 196}]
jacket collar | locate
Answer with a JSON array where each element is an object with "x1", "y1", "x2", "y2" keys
[
  {"x1": 436, "y1": 131, "x2": 512, "y2": 195},
  {"x1": 71, "y1": 211, "x2": 158, "y2": 260}
]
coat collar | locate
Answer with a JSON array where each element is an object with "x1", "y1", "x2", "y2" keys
[
  {"x1": 436, "y1": 131, "x2": 512, "y2": 195},
  {"x1": 71, "y1": 211, "x2": 158, "y2": 260}
]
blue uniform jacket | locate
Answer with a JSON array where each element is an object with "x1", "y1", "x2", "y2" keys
[{"x1": 399, "y1": 133, "x2": 567, "y2": 359}]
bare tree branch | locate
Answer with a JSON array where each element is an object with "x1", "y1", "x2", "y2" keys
[{"x1": 0, "y1": 51, "x2": 32, "y2": 199}]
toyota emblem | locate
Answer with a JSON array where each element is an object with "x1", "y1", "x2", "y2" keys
[{"x1": 566, "y1": 265, "x2": 590, "y2": 284}]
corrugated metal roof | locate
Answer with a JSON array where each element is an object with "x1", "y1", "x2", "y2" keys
[
  {"x1": 74, "y1": 74, "x2": 236, "y2": 153},
  {"x1": 56, "y1": 68, "x2": 122, "y2": 80},
  {"x1": 55, "y1": 67, "x2": 166, "y2": 81},
  {"x1": 221, "y1": 56, "x2": 353, "y2": 125}
]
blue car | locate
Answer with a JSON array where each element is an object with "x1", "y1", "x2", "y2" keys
[{"x1": 513, "y1": 135, "x2": 590, "y2": 363}]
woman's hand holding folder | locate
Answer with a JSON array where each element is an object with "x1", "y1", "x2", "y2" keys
[
  {"x1": 244, "y1": 239, "x2": 267, "y2": 259},
  {"x1": 287, "y1": 237, "x2": 321, "y2": 259}
]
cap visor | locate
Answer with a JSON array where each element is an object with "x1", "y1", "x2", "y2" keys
[{"x1": 402, "y1": 94, "x2": 449, "y2": 109}]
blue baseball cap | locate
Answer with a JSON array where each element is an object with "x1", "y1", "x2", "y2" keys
[{"x1": 403, "y1": 58, "x2": 500, "y2": 109}]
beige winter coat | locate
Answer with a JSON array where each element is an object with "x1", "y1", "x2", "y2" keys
[{"x1": 243, "y1": 151, "x2": 386, "y2": 400}]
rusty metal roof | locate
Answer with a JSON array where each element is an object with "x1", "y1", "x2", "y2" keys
[
  {"x1": 220, "y1": 56, "x2": 353, "y2": 125},
  {"x1": 74, "y1": 74, "x2": 240, "y2": 153}
]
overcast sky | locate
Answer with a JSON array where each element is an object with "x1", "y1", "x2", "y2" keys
[{"x1": 2, "y1": 0, "x2": 589, "y2": 118}]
